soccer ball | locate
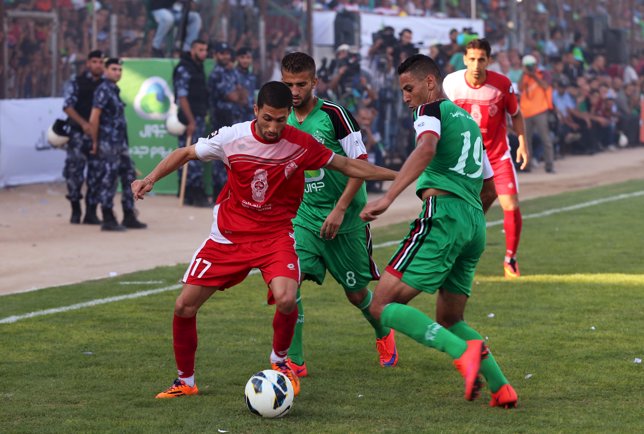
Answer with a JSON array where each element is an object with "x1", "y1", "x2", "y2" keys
[{"x1": 244, "y1": 369, "x2": 294, "y2": 418}]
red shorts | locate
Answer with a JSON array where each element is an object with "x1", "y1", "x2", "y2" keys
[
  {"x1": 182, "y1": 234, "x2": 300, "y2": 289},
  {"x1": 490, "y1": 154, "x2": 519, "y2": 196}
]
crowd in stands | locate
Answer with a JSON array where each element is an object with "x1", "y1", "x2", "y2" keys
[{"x1": 2, "y1": 0, "x2": 643, "y2": 169}]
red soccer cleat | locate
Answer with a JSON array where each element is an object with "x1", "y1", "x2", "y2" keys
[
  {"x1": 453, "y1": 340, "x2": 488, "y2": 401},
  {"x1": 286, "y1": 358, "x2": 309, "y2": 377},
  {"x1": 376, "y1": 329, "x2": 399, "y2": 367},
  {"x1": 489, "y1": 383, "x2": 518, "y2": 409}
]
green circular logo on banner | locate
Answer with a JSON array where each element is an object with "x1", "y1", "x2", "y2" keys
[{"x1": 133, "y1": 77, "x2": 173, "y2": 120}]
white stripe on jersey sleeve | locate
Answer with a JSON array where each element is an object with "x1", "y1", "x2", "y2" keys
[
  {"x1": 338, "y1": 130, "x2": 368, "y2": 159},
  {"x1": 413, "y1": 115, "x2": 441, "y2": 140},
  {"x1": 194, "y1": 121, "x2": 251, "y2": 162}
]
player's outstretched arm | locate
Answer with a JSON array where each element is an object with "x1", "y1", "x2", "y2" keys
[
  {"x1": 131, "y1": 145, "x2": 199, "y2": 200},
  {"x1": 361, "y1": 134, "x2": 437, "y2": 222},
  {"x1": 327, "y1": 154, "x2": 397, "y2": 181}
]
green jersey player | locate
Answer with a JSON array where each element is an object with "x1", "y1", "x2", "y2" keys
[
  {"x1": 361, "y1": 54, "x2": 517, "y2": 408},
  {"x1": 280, "y1": 52, "x2": 398, "y2": 376}
]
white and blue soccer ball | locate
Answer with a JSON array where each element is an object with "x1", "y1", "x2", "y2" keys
[{"x1": 244, "y1": 369, "x2": 294, "y2": 418}]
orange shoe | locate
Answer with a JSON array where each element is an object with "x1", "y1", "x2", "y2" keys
[
  {"x1": 504, "y1": 258, "x2": 520, "y2": 278},
  {"x1": 271, "y1": 360, "x2": 300, "y2": 396},
  {"x1": 376, "y1": 329, "x2": 399, "y2": 367},
  {"x1": 155, "y1": 378, "x2": 199, "y2": 399},
  {"x1": 286, "y1": 358, "x2": 308, "y2": 377},
  {"x1": 453, "y1": 340, "x2": 488, "y2": 401},
  {"x1": 489, "y1": 384, "x2": 518, "y2": 409}
]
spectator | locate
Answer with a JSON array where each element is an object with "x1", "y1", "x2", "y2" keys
[
  {"x1": 150, "y1": 0, "x2": 202, "y2": 57},
  {"x1": 622, "y1": 54, "x2": 640, "y2": 85},
  {"x1": 615, "y1": 80, "x2": 641, "y2": 145},
  {"x1": 519, "y1": 54, "x2": 555, "y2": 173},
  {"x1": 551, "y1": 80, "x2": 589, "y2": 155},
  {"x1": 356, "y1": 106, "x2": 385, "y2": 192}
]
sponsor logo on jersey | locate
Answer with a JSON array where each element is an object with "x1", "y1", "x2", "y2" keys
[
  {"x1": 312, "y1": 130, "x2": 325, "y2": 145},
  {"x1": 304, "y1": 168, "x2": 325, "y2": 182}
]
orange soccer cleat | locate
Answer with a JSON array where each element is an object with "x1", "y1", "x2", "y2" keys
[
  {"x1": 503, "y1": 258, "x2": 521, "y2": 278},
  {"x1": 489, "y1": 383, "x2": 518, "y2": 409},
  {"x1": 376, "y1": 329, "x2": 399, "y2": 367},
  {"x1": 155, "y1": 378, "x2": 199, "y2": 399},
  {"x1": 272, "y1": 360, "x2": 301, "y2": 396},
  {"x1": 286, "y1": 358, "x2": 309, "y2": 377},
  {"x1": 453, "y1": 340, "x2": 488, "y2": 401}
]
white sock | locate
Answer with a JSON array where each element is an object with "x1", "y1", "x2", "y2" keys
[
  {"x1": 270, "y1": 350, "x2": 286, "y2": 364},
  {"x1": 179, "y1": 375, "x2": 195, "y2": 387}
]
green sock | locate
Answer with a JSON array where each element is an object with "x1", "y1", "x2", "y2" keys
[
  {"x1": 287, "y1": 287, "x2": 305, "y2": 365},
  {"x1": 449, "y1": 321, "x2": 509, "y2": 392},
  {"x1": 381, "y1": 303, "x2": 466, "y2": 359},
  {"x1": 355, "y1": 289, "x2": 390, "y2": 339}
]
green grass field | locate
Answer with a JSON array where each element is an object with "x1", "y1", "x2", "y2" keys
[{"x1": 2, "y1": 180, "x2": 644, "y2": 433}]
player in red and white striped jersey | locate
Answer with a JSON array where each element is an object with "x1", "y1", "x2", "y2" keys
[
  {"x1": 131, "y1": 81, "x2": 396, "y2": 399},
  {"x1": 443, "y1": 38, "x2": 529, "y2": 278}
]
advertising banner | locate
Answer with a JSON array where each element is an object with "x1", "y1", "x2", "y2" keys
[
  {"x1": 0, "y1": 98, "x2": 66, "y2": 187},
  {"x1": 119, "y1": 58, "x2": 180, "y2": 194},
  {"x1": 120, "y1": 58, "x2": 215, "y2": 195}
]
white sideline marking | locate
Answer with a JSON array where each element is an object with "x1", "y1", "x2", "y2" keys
[
  {"x1": 0, "y1": 285, "x2": 181, "y2": 324},
  {"x1": 2, "y1": 190, "x2": 643, "y2": 324}
]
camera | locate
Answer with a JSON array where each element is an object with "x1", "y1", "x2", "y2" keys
[{"x1": 372, "y1": 27, "x2": 398, "y2": 51}]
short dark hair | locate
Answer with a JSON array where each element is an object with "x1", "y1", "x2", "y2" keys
[
  {"x1": 236, "y1": 46, "x2": 253, "y2": 56},
  {"x1": 104, "y1": 57, "x2": 122, "y2": 68},
  {"x1": 397, "y1": 54, "x2": 443, "y2": 85},
  {"x1": 257, "y1": 81, "x2": 293, "y2": 109},
  {"x1": 281, "y1": 52, "x2": 316, "y2": 76},
  {"x1": 465, "y1": 38, "x2": 491, "y2": 58},
  {"x1": 88, "y1": 50, "x2": 104, "y2": 59},
  {"x1": 191, "y1": 39, "x2": 207, "y2": 47}
]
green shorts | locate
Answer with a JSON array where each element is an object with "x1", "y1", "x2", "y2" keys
[
  {"x1": 294, "y1": 224, "x2": 380, "y2": 292},
  {"x1": 386, "y1": 195, "x2": 486, "y2": 297}
]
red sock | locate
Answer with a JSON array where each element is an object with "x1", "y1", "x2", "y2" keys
[
  {"x1": 503, "y1": 208, "x2": 522, "y2": 259},
  {"x1": 272, "y1": 308, "x2": 298, "y2": 359},
  {"x1": 173, "y1": 314, "x2": 198, "y2": 378}
]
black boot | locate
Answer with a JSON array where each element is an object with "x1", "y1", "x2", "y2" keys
[
  {"x1": 101, "y1": 207, "x2": 127, "y2": 232},
  {"x1": 70, "y1": 201, "x2": 81, "y2": 224},
  {"x1": 185, "y1": 186, "x2": 211, "y2": 208},
  {"x1": 122, "y1": 209, "x2": 147, "y2": 229},
  {"x1": 82, "y1": 203, "x2": 102, "y2": 225},
  {"x1": 192, "y1": 187, "x2": 212, "y2": 208}
]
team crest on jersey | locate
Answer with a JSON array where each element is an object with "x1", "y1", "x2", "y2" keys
[
  {"x1": 251, "y1": 169, "x2": 268, "y2": 202},
  {"x1": 488, "y1": 103, "x2": 498, "y2": 117},
  {"x1": 284, "y1": 161, "x2": 298, "y2": 179},
  {"x1": 312, "y1": 130, "x2": 325, "y2": 145},
  {"x1": 471, "y1": 104, "x2": 482, "y2": 124}
]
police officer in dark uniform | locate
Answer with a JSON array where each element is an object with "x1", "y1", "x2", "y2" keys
[
  {"x1": 172, "y1": 38, "x2": 210, "y2": 207},
  {"x1": 61, "y1": 49, "x2": 104, "y2": 225},
  {"x1": 89, "y1": 58, "x2": 147, "y2": 231},
  {"x1": 207, "y1": 41, "x2": 243, "y2": 201},
  {"x1": 234, "y1": 46, "x2": 257, "y2": 122}
]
